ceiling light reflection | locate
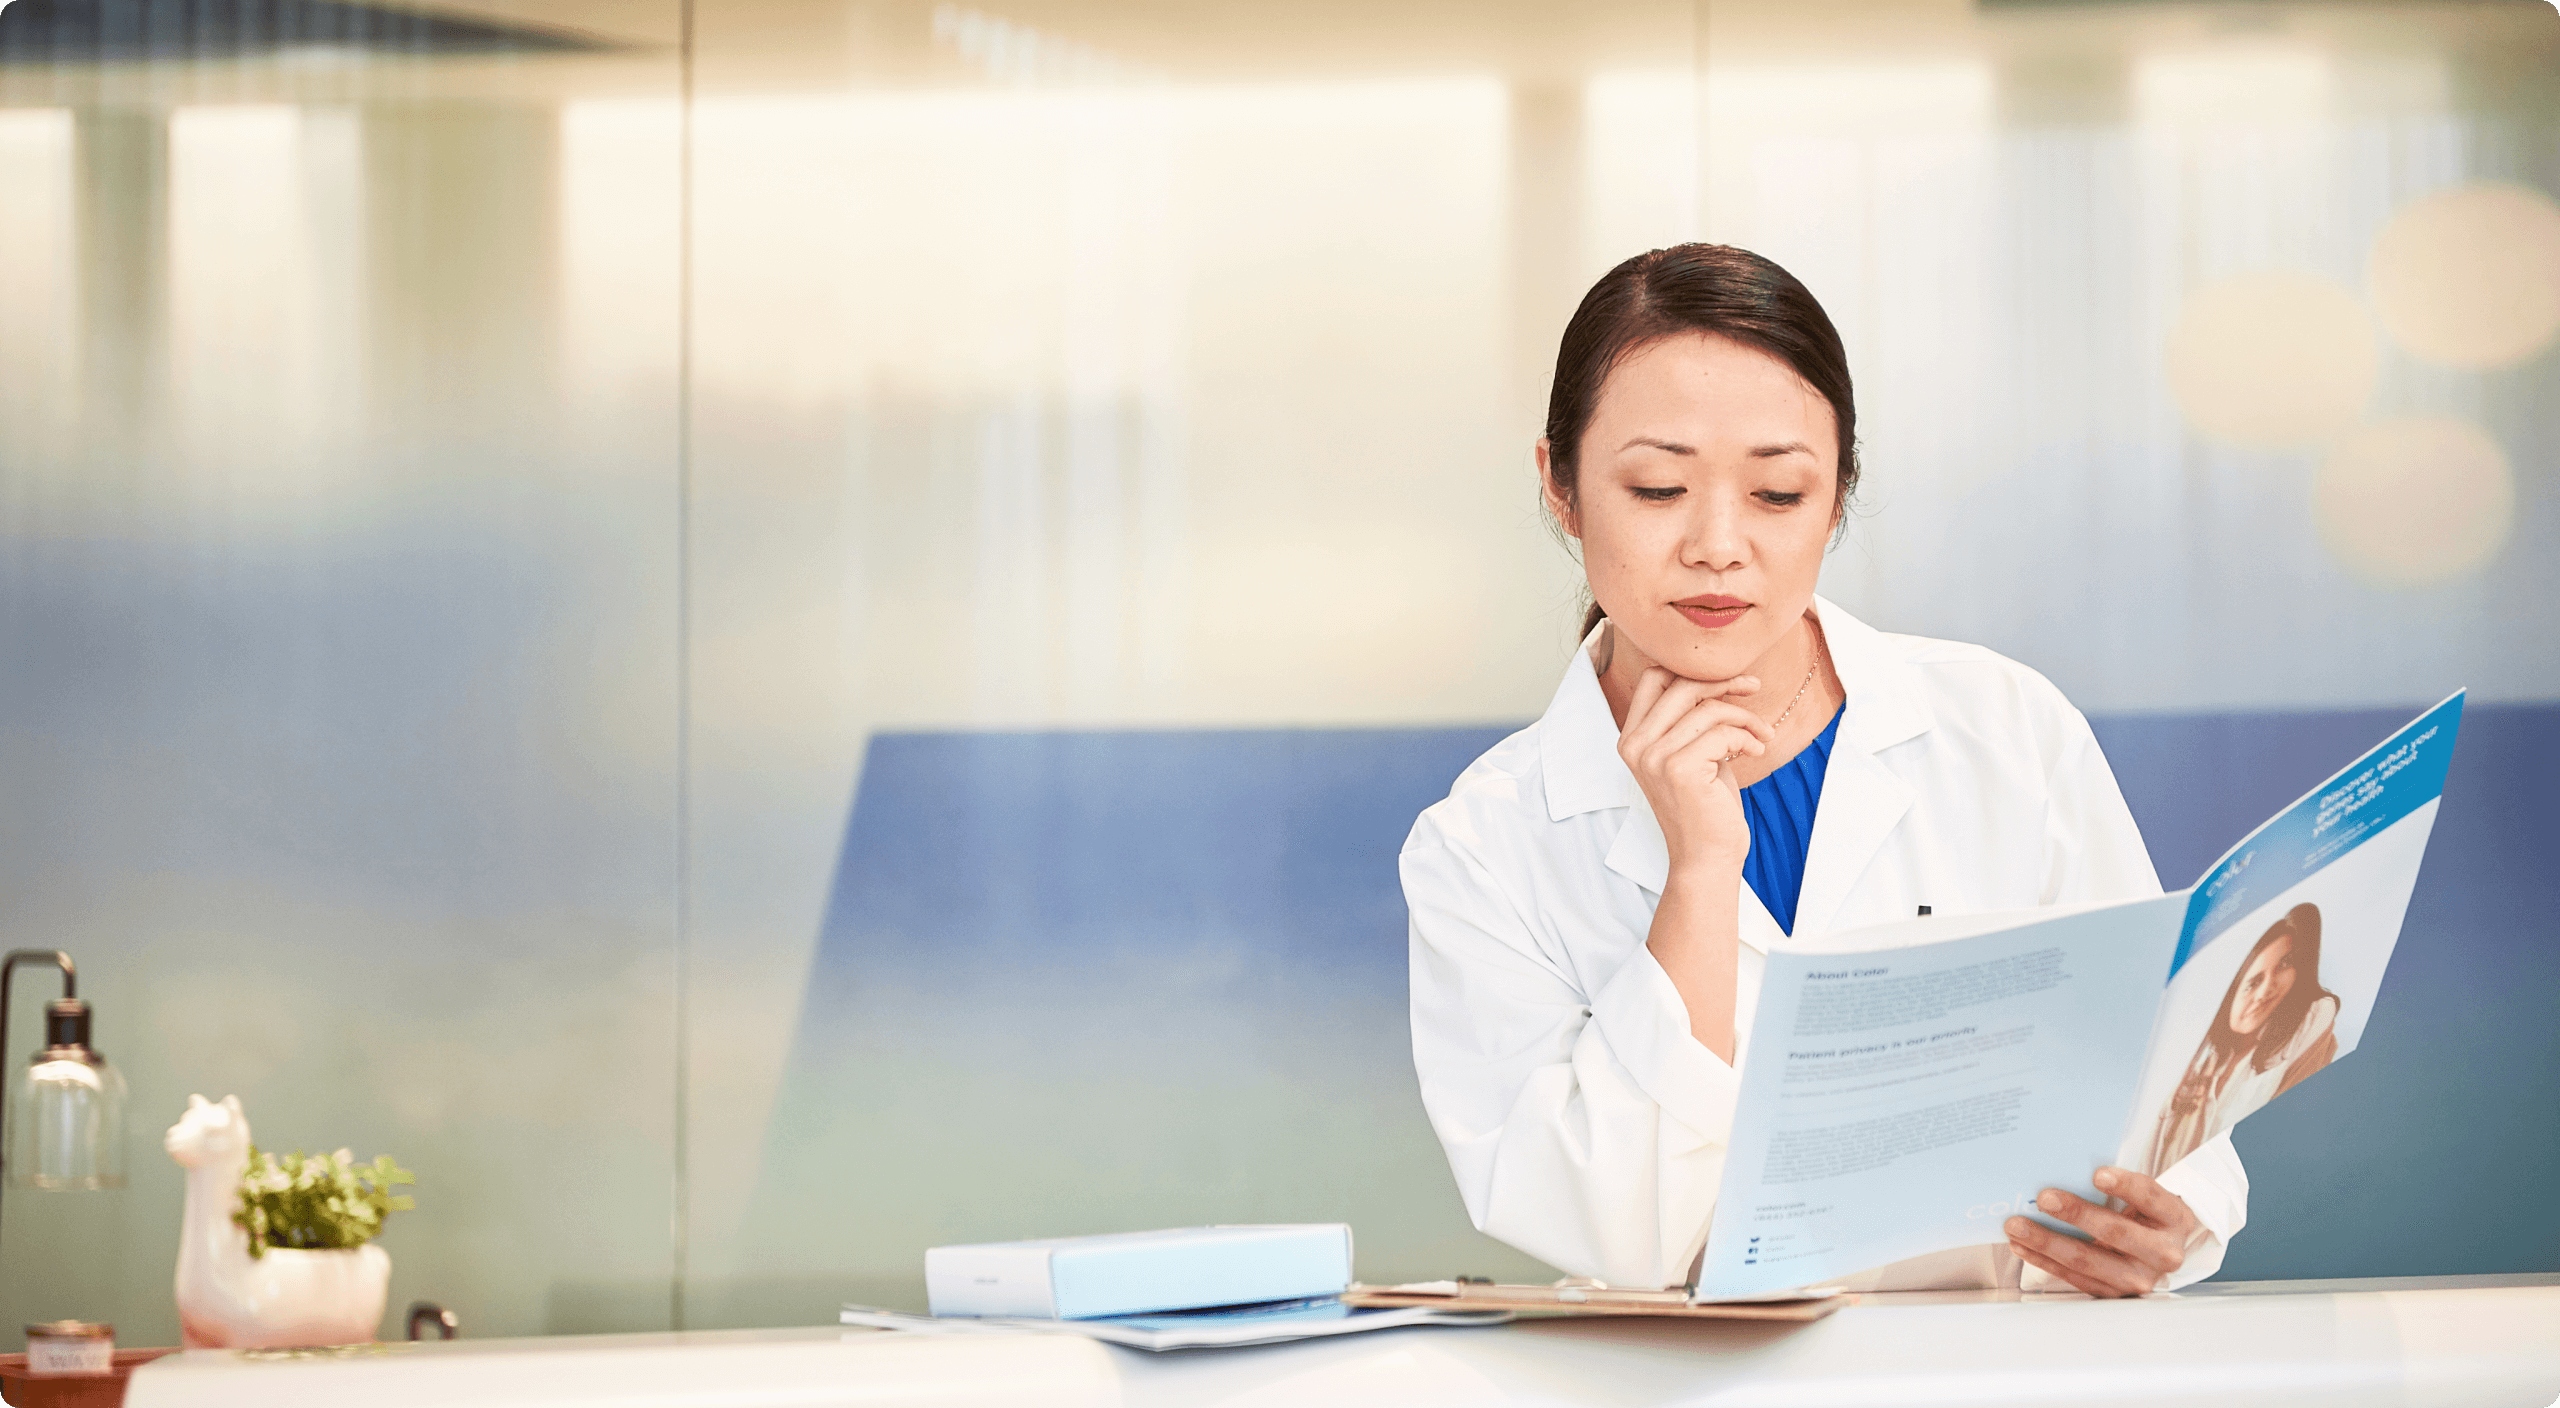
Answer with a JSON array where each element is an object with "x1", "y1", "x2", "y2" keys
[
  {"x1": 930, "y1": 3, "x2": 1158, "y2": 88},
  {"x1": 0, "y1": 108, "x2": 75, "y2": 444},
  {"x1": 2367, "y1": 182, "x2": 2560, "y2": 370},
  {"x1": 2165, "y1": 272, "x2": 2375, "y2": 450},
  {"x1": 2135, "y1": 45, "x2": 2331, "y2": 129},
  {"x1": 2315, "y1": 417, "x2": 2513, "y2": 587}
]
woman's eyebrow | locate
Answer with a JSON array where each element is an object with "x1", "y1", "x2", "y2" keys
[
  {"x1": 1615, "y1": 436, "x2": 1816, "y2": 459},
  {"x1": 1618, "y1": 435, "x2": 1695, "y2": 455},
  {"x1": 1750, "y1": 440, "x2": 1816, "y2": 459}
]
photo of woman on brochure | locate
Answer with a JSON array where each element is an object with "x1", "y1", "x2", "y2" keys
[{"x1": 2146, "y1": 903, "x2": 2340, "y2": 1176}]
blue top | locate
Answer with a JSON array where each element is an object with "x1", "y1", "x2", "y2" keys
[{"x1": 1740, "y1": 706, "x2": 1842, "y2": 936}]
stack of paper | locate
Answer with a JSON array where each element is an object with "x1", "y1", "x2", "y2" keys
[{"x1": 843, "y1": 1297, "x2": 1510, "y2": 1352}]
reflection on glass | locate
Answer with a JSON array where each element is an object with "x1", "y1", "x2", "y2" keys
[{"x1": 2, "y1": 0, "x2": 683, "y2": 1345}]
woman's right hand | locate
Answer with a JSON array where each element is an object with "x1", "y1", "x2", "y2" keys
[{"x1": 1617, "y1": 665, "x2": 1775, "y2": 881}]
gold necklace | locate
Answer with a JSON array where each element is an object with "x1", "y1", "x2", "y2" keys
[
  {"x1": 1770, "y1": 617, "x2": 1830, "y2": 731},
  {"x1": 1769, "y1": 658, "x2": 1819, "y2": 731}
]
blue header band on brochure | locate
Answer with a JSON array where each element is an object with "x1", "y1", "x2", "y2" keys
[{"x1": 2171, "y1": 691, "x2": 2466, "y2": 977}]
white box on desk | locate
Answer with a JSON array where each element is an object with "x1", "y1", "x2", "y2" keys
[{"x1": 925, "y1": 1224, "x2": 1355, "y2": 1319}]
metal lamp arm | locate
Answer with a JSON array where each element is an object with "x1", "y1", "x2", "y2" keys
[{"x1": 1, "y1": 949, "x2": 76, "y2": 1012}]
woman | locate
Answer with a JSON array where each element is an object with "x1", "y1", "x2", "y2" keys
[
  {"x1": 2147, "y1": 904, "x2": 2340, "y2": 1177},
  {"x1": 1401, "y1": 244, "x2": 2248, "y2": 1298}
]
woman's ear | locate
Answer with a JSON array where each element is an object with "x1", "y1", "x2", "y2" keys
[{"x1": 1536, "y1": 438, "x2": 1580, "y2": 539}]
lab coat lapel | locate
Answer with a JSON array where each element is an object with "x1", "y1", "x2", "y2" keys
[
  {"x1": 1738, "y1": 882, "x2": 1785, "y2": 952},
  {"x1": 1792, "y1": 738, "x2": 1915, "y2": 938},
  {"x1": 1603, "y1": 793, "x2": 1669, "y2": 895},
  {"x1": 1792, "y1": 597, "x2": 1932, "y2": 939},
  {"x1": 1543, "y1": 623, "x2": 1677, "y2": 895},
  {"x1": 1601, "y1": 775, "x2": 1786, "y2": 956}
]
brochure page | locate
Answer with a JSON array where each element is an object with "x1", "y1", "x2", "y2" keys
[
  {"x1": 1694, "y1": 895, "x2": 2182, "y2": 1300},
  {"x1": 2121, "y1": 692, "x2": 2464, "y2": 1176}
]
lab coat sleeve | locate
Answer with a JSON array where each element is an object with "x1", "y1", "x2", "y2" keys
[
  {"x1": 2039, "y1": 709, "x2": 2165, "y2": 904},
  {"x1": 1404, "y1": 836, "x2": 1734, "y2": 1289},
  {"x1": 2031, "y1": 709, "x2": 2249, "y2": 1292},
  {"x1": 2154, "y1": 1131, "x2": 2247, "y2": 1288}
]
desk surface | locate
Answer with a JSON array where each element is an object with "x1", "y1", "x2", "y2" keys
[{"x1": 124, "y1": 1275, "x2": 2560, "y2": 1408}]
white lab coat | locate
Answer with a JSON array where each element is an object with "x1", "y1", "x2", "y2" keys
[{"x1": 1402, "y1": 596, "x2": 2247, "y2": 1292}]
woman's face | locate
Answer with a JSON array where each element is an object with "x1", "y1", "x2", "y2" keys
[
  {"x1": 1544, "y1": 331, "x2": 1841, "y2": 682},
  {"x1": 2228, "y1": 936, "x2": 2298, "y2": 1037}
]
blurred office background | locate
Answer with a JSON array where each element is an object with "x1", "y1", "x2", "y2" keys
[{"x1": 1, "y1": 0, "x2": 2554, "y2": 1342}]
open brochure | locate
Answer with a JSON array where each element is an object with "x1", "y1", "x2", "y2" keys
[
  {"x1": 1692, "y1": 692, "x2": 2465, "y2": 1302},
  {"x1": 841, "y1": 1296, "x2": 1510, "y2": 1351}
]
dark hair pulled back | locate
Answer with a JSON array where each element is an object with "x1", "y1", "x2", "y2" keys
[{"x1": 1543, "y1": 244, "x2": 1860, "y2": 639}]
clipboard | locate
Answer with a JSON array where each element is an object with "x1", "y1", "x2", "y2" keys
[{"x1": 1340, "y1": 1281, "x2": 1848, "y2": 1323}]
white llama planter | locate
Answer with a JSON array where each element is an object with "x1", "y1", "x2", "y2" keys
[{"x1": 166, "y1": 1094, "x2": 390, "y2": 1349}]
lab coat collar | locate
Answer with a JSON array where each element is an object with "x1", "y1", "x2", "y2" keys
[
  {"x1": 1534, "y1": 596, "x2": 1936, "y2": 938},
  {"x1": 1537, "y1": 624, "x2": 1637, "y2": 823},
  {"x1": 1530, "y1": 630, "x2": 1682, "y2": 913},
  {"x1": 1809, "y1": 595, "x2": 1933, "y2": 754}
]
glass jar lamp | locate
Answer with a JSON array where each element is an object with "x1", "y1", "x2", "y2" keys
[
  {"x1": 2, "y1": 953, "x2": 126, "y2": 1198},
  {"x1": 11, "y1": 999, "x2": 127, "y2": 1190}
]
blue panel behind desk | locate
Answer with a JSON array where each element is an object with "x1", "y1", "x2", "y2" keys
[
  {"x1": 733, "y1": 727, "x2": 1530, "y2": 1298},
  {"x1": 750, "y1": 704, "x2": 2557, "y2": 1289}
]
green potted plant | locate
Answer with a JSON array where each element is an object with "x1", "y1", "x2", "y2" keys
[
  {"x1": 167, "y1": 1095, "x2": 416, "y2": 1348},
  {"x1": 233, "y1": 1145, "x2": 414, "y2": 1259}
]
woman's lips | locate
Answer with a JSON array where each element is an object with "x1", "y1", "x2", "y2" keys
[{"x1": 1672, "y1": 596, "x2": 1750, "y2": 629}]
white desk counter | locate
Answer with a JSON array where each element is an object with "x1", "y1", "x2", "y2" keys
[{"x1": 125, "y1": 1275, "x2": 2560, "y2": 1408}]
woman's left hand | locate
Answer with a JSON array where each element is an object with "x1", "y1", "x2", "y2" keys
[{"x1": 2005, "y1": 1166, "x2": 2199, "y2": 1297}]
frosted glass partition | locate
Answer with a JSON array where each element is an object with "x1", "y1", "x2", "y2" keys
[
  {"x1": 0, "y1": 0, "x2": 2553, "y2": 1345},
  {"x1": 0, "y1": 5, "x2": 688, "y2": 1342}
]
